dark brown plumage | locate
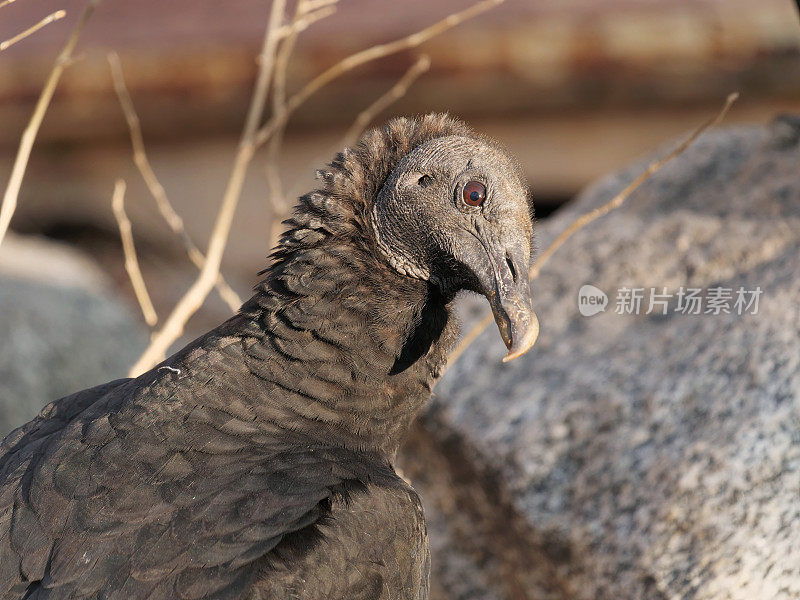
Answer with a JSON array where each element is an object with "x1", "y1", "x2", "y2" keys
[{"x1": 0, "y1": 114, "x2": 536, "y2": 599}]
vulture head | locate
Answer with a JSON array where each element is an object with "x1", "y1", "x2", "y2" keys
[
  {"x1": 279, "y1": 114, "x2": 538, "y2": 365},
  {"x1": 369, "y1": 129, "x2": 538, "y2": 362}
]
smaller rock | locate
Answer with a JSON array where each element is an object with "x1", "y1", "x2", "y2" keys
[{"x1": 0, "y1": 234, "x2": 147, "y2": 435}]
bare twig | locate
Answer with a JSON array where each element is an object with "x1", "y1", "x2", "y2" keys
[
  {"x1": 342, "y1": 54, "x2": 431, "y2": 147},
  {"x1": 107, "y1": 52, "x2": 242, "y2": 313},
  {"x1": 111, "y1": 179, "x2": 158, "y2": 327},
  {"x1": 254, "y1": 0, "x2": 504, "y2": 149},
  {"x1": 272, "y1": 0, "x2": 330, "y2": 124},
  {"x1": 0, "y1": 9, "x2": 66, "y2": 52},
  {"x1": 302, "y1": 0, "x2": 338, "y2": 12},
  {"x1": 264, "y1": 0, "x2": 311, "y2": 218},
  {"x1": 531, "y1": 93, "x2": 738, "y2": 278},
  {"x1": 129, "y1": 0, "x2": 287, "y2": 376},
  {"x1": 281, "y1": 53, "x2": 431, "y2": 215},
  {"x1": 265, "y1": 0, "x2": 338, "y2": 247},
  {"x1": 0, "y1": 0, "x2": 100, "y2": 248},
  {"x1": 274, "y1": 4, "x2": 336, "y2": 41},
  {"x1": 447, "y1": 92, "x2": 740, "y2": 367},
  {"x1": 0, "y1": 0, "x2": 19, "y2": 8}
]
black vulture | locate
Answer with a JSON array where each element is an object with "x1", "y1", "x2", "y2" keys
[{"x1": 0, "y1": 114, "x2": 537, "y2": 599}]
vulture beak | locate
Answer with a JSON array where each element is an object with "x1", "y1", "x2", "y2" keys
[{"x1": 484, "y1": 245, "x2": 539, "y2": 362}]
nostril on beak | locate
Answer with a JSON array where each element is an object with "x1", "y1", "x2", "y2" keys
[{"x1": 505, "y1": 252, "x2": 517, "y2": 283}]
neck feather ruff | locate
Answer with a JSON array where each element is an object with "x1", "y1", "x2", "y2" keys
[{"x1": 231, "y1": 114, "x2": 474, "y2": 455}]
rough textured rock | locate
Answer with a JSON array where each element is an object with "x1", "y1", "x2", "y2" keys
[
  {"x1": 403, "y1": 116, "x2": 800, "y2": 600},
  {"x1": 0, "y1": 234, "x2": 148, "y2": 435}
]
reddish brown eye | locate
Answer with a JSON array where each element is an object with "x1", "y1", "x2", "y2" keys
[{"x1": 462, "y1": 181, "x2": 486, "y2": 207}]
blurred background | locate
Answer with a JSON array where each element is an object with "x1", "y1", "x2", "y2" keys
[
  {"x1": 2, "y1": 0, "x2": 799, "y2": 345},
  {"x1": 2, "y1": 2, "x2": 800, "y2": 598}
]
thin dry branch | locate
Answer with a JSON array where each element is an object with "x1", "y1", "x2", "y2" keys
[
  {"x1": 254, "y1": 0, "x2": 504, "y2": 149},
  {"x1": 302, "y1": 0, "x2": 338, "y2": 12},
  {"x1": 282, "y1": 53, "x2": 431, "y2": 209},
  {"x1": 111, "y1": 179, "x2": 158, "y2": 327},
  {"x1": 107, "y1": 52, "x2": 242, "y2": 313},
  {"x1": 447, "y1": 92, "x2": 740, "y2": 368},
  {"x1": 0, "y1": 0, "x2": 100, "y2": 248},
  {"x1": 274, "y1": 4, "x2": 336, "y2": 41},
  {"x1": 264, "y1": 0, "x2": 338, "y2": 247},
  {"x1": 0, "y1": 9, "x2": 66, "y2": 52},
  {"x1": 129, "y1": 0, "x2": 287, "y2": 376},
  {"x1": 342, "y1": 55, "x2": 431, "y2": 147},
  {"x1": 264, "y1": 0, "x2": 316, "y2": 216}
]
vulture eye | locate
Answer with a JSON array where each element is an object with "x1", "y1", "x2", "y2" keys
[{"x1": 462, "y1": 181, "x2": 486, "y2": 207}]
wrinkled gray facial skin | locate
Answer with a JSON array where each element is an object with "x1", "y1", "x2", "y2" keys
[{"x1": 372, "y1": 135, "x2": 538, "y2": 362}]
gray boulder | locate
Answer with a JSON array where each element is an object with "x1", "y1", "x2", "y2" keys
[
  {"x1": 405, "y1": 116, "x2": 800, "y2": 600},
  {"x1": 0, "y1": 234, "x2": 148, "y2": 435}
]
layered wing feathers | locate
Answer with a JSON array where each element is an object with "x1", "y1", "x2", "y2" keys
[{"x1": 0, "y1": 372, "x2": 390, "y2": 600}]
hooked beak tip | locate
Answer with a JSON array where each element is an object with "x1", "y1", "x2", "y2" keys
[
  {"x1": 501, "y1": 311, "x2": 539, "y2": 362},
  {"x1": 489, "y1": 288, "x2": 539, "y2": 363}
]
